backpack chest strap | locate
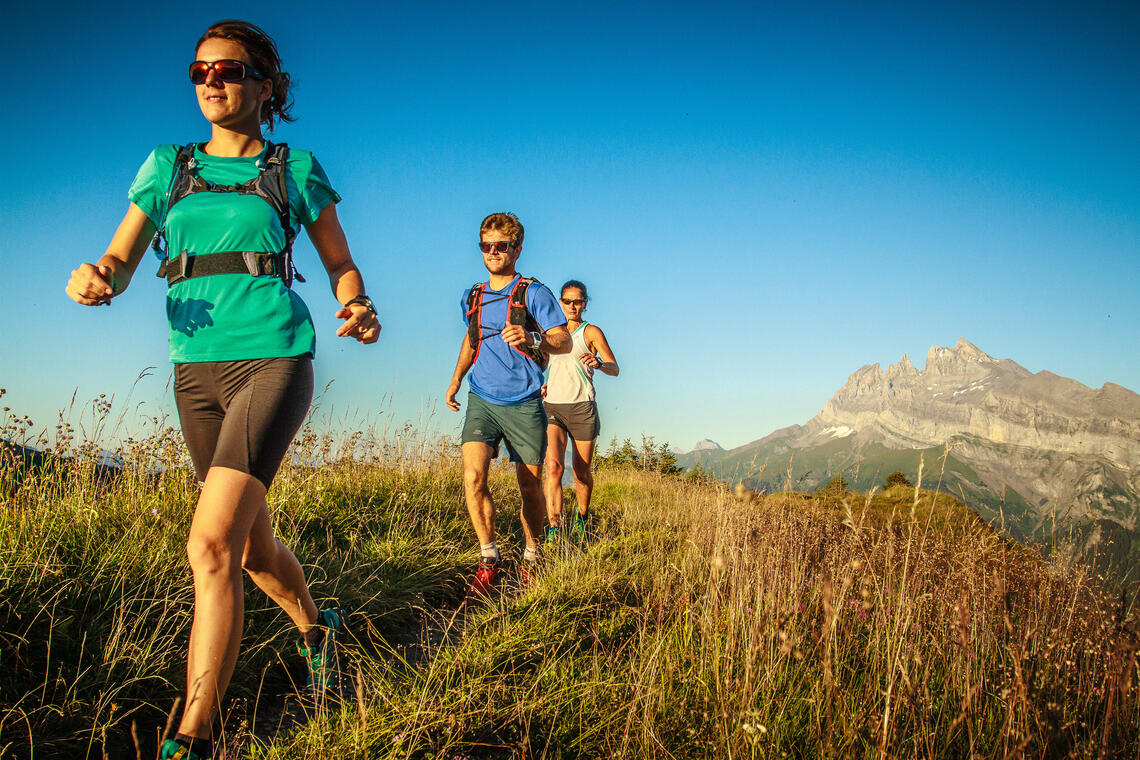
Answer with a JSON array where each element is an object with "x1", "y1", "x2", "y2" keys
[
  {"x1": 156, "y1": 142, "x2": 303, "y2": 288},
  {"x1": 159, "y1": 250, "x2": 293, "y2": 287}
]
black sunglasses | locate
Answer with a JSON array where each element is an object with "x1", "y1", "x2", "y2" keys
[
  {"x1": 479, "y1": 241, "x2": 519, "y2": 253},
  {"x1": 561, "y1": 298, "x2": 587, "y2": 306},
  {"x1": 189, "y1": 59, "x2": 265, "y2": 85}
]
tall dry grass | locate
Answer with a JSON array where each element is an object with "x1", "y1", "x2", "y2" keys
[
  {"x1": 2, "y1": 393, "x2": 1137, "y2": 758},
  {"x1": 271, "y1": 471, "x2": 1139, "y2": 759}
]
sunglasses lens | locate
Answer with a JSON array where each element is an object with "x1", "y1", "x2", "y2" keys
[
  {"x1": 189, "y1": 60, "x2": 248, "y2": 84},
  {"x1": 214, "y1": 60, "x2": 246, "y2": 81},
  {"x1": 189, "y1": 62, "x2": 210, "y2": 84}
]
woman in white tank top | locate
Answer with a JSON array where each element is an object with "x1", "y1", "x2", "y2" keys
[{"x1": 542, "y1": 280, "x2": 620, "y2": 544}]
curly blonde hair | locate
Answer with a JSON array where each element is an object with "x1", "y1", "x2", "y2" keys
[{"x1": 479, "y1": 212, "x2": 525, "y2": 245}]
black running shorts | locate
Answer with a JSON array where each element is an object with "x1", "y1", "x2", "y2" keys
[
  {"x1": 173, "y1": 357, "x2": 314, "y2": 489},
  {"x1": 544, "y1": 400, "x2": 600, "y2": 442}
]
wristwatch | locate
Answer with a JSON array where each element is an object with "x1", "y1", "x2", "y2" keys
[
  {"x1": 528, "y1": 331, "x2": 543, "y2": 350},
  {"x1": 344, "y1": 295, "x2": 376, "y2": 314}
]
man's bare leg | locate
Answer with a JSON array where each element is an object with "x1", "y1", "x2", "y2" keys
[
  {"x1": 462, "y1": 442, "x2": 497, "y2": 545},
  {"x1": 516, "y1": 462, "x2": 545, "y2": 550}
]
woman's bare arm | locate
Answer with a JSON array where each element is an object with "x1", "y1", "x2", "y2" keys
[{"x1": 66, "y1": 203, "x2": 154, "y2": 306}]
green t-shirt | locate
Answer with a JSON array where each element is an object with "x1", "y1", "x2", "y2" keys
[{"x1": 128, "y1": 142, "x2": 341, "y2": 363}]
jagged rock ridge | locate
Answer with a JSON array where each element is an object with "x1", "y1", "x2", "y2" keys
[
  {"x1": 681, "y1": 339, "x2": 1140, "y2": 546},
  {"x1": 801, "y1": 338, "x2": 1140, "y2": 470},
  {"x1": 784, "y1": 339, "x2": 1140, "y2": 531}
]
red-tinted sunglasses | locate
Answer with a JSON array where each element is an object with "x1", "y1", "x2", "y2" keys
[
  {"x1": 189, "y1": 59, "x2": 265, "y2": 85},
  {"x1": 479, "y1": 241, "x2": 519, "y2": 254}
]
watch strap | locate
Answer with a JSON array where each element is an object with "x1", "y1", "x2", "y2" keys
[{"x1": 344, "y1": 295, "x2": 376, "y2": 314}]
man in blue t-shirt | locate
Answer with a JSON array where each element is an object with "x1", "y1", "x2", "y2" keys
[{"x1": 446, "y1": 212, "x2": 570, "y2": 595}]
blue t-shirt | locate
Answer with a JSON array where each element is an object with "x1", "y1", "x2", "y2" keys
[{"x1": 461, "y1": 276, "x2": 567, "y2": 405}]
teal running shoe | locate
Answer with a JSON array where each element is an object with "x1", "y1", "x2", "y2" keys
[
  {"x1": 571, "y1": 512, "x2": 589, "y2": 544},
  {"x1": 160, "y1": 739, "x2": 209, "y2": 760},
  {"x1": 543, "y1": 524, "x2": 560, "y2": 547},
  {"x1": 297, "y1": 608, "x2": 347, "y2": 703}
]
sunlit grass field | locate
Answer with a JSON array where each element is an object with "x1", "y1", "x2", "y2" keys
[{"x1": 1, "y1": 397, "x2": 1138, "y2": 759}]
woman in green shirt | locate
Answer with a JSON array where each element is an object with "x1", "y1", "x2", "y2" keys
[{"x1": 65, "y1": 20, "x2": 377, "y2": 760}]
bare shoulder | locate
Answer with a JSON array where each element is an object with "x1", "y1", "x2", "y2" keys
[{"x1": 584, "y1": 323, "x2": 608, "y2": 349}]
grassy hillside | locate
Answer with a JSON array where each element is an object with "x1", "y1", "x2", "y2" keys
[
  {"x1": 2, "y1": 420, "x2": 1139, "y2": 758},
  {"x1": 680, "y1": 438, "x2": 1012, "y2": 518},
  {"x1": 679, "y1": 437, "x2": 1140, "y2": 585}
]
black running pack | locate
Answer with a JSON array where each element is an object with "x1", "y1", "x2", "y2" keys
[{"x1": 153, "y1": 142, "x2": 305, "y2": 288}]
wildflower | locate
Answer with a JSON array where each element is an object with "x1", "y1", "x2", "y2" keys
[
  {"x1": 393, "y1": 733, "x2": 405, "y2": 744},
  {"x1": 151, "y1": 508, "x2": 160, "y2": 517}
]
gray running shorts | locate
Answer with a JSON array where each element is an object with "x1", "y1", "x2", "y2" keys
[
  {"x1": 544, "y1": 400, "x2": 600, "y2": 441},
  {"x1": 461, "y1": 393, "x2": 547, "y2": 465},
  {"x1": 174, "y1": 356, "x2": 313, "y2": 489}
]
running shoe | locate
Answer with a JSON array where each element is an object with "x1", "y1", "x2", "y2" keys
[
  {"x1": 297, "y1": 608, "x2": 347, "y2": 703},
  {"x1": 160, "y1": 739, "x2": 209, "y2": 760},
  {"x1": 468, "y1": 557, "x2": 501, "y2": 597},
  {"x1": 519, "y1": 556, "x2": 539, "y2": 588},
  {"x1": 543, "y1": 524, "x2": 560, "y2": 547},
  {"x1": 571, "y1": 512, "x2": 589, "y2": 544}
]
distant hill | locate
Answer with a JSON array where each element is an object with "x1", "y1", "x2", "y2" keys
[
  {"x1": 690, "y1": 439, "x2": 723, "y2": 452},
  {"x1": 679, "y1": 339, "x2": 1140, "y2": 578}
]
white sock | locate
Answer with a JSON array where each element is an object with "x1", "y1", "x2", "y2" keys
[
  {"x1": 480, "y1": 542, "x2": 500, "y2": 561},
  {"x1": 523, "y1": 545, "x2": 539, "y2": 562}
]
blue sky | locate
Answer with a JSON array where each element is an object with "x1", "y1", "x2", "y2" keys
[{"x1": 2, "y1": 0, "x2": 1137, "y2": 452}]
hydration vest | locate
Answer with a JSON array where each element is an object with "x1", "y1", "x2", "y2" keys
[
  {"x1": 465, "y1": 277, "x2": 547, "y2": 369},
  {"x1": 153, "y1": 141, "x2": 305, "y2": 288}
]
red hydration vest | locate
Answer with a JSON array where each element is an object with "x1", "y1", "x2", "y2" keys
[{"x1": 465, "y1": 276, "x2": 548, "y2": 369}]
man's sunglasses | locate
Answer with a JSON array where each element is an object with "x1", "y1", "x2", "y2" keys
[
  {"x1": 479, "y1": 241, "x2": 519, "y2": 253},
  {"x1": 561, "y1": 298, "x2": 587, "y2": 306},
  {"x1": 189, "y1": 59, "x2": 265, "y2": 85}
]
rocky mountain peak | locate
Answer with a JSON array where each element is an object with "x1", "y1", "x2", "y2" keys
[
  {"x1": 812, "y1": 339, "x2": 1140, "y2": 470},
  {"x1": 924, "y1": 337, "x2": 997, "y2": 377},
  {"x1": 884, "y1": 353, "x2": 918, "y2": 379},
  {"x1": 680, "y1": 341, "x2": 1140, "y2": 560}
]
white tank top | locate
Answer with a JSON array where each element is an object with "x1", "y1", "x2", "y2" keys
[{"x1": 545, "y1": 322, "x2": 595, "y2": 403}]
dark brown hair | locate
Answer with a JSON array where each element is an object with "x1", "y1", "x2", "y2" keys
[
  {"x1": 561, "y1": 280, "x2": 588, "y2": 300},
  {"x1": 197, "y1": 20, "x2": 294, "y2": 131}
]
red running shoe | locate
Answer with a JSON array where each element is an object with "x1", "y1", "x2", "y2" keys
[
  {"x1": 468, "y1": 557, "x2": 501, "y2": 597},
  {"x1": 519, "y1": 555, "x2": 540, "y2": 588}
]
